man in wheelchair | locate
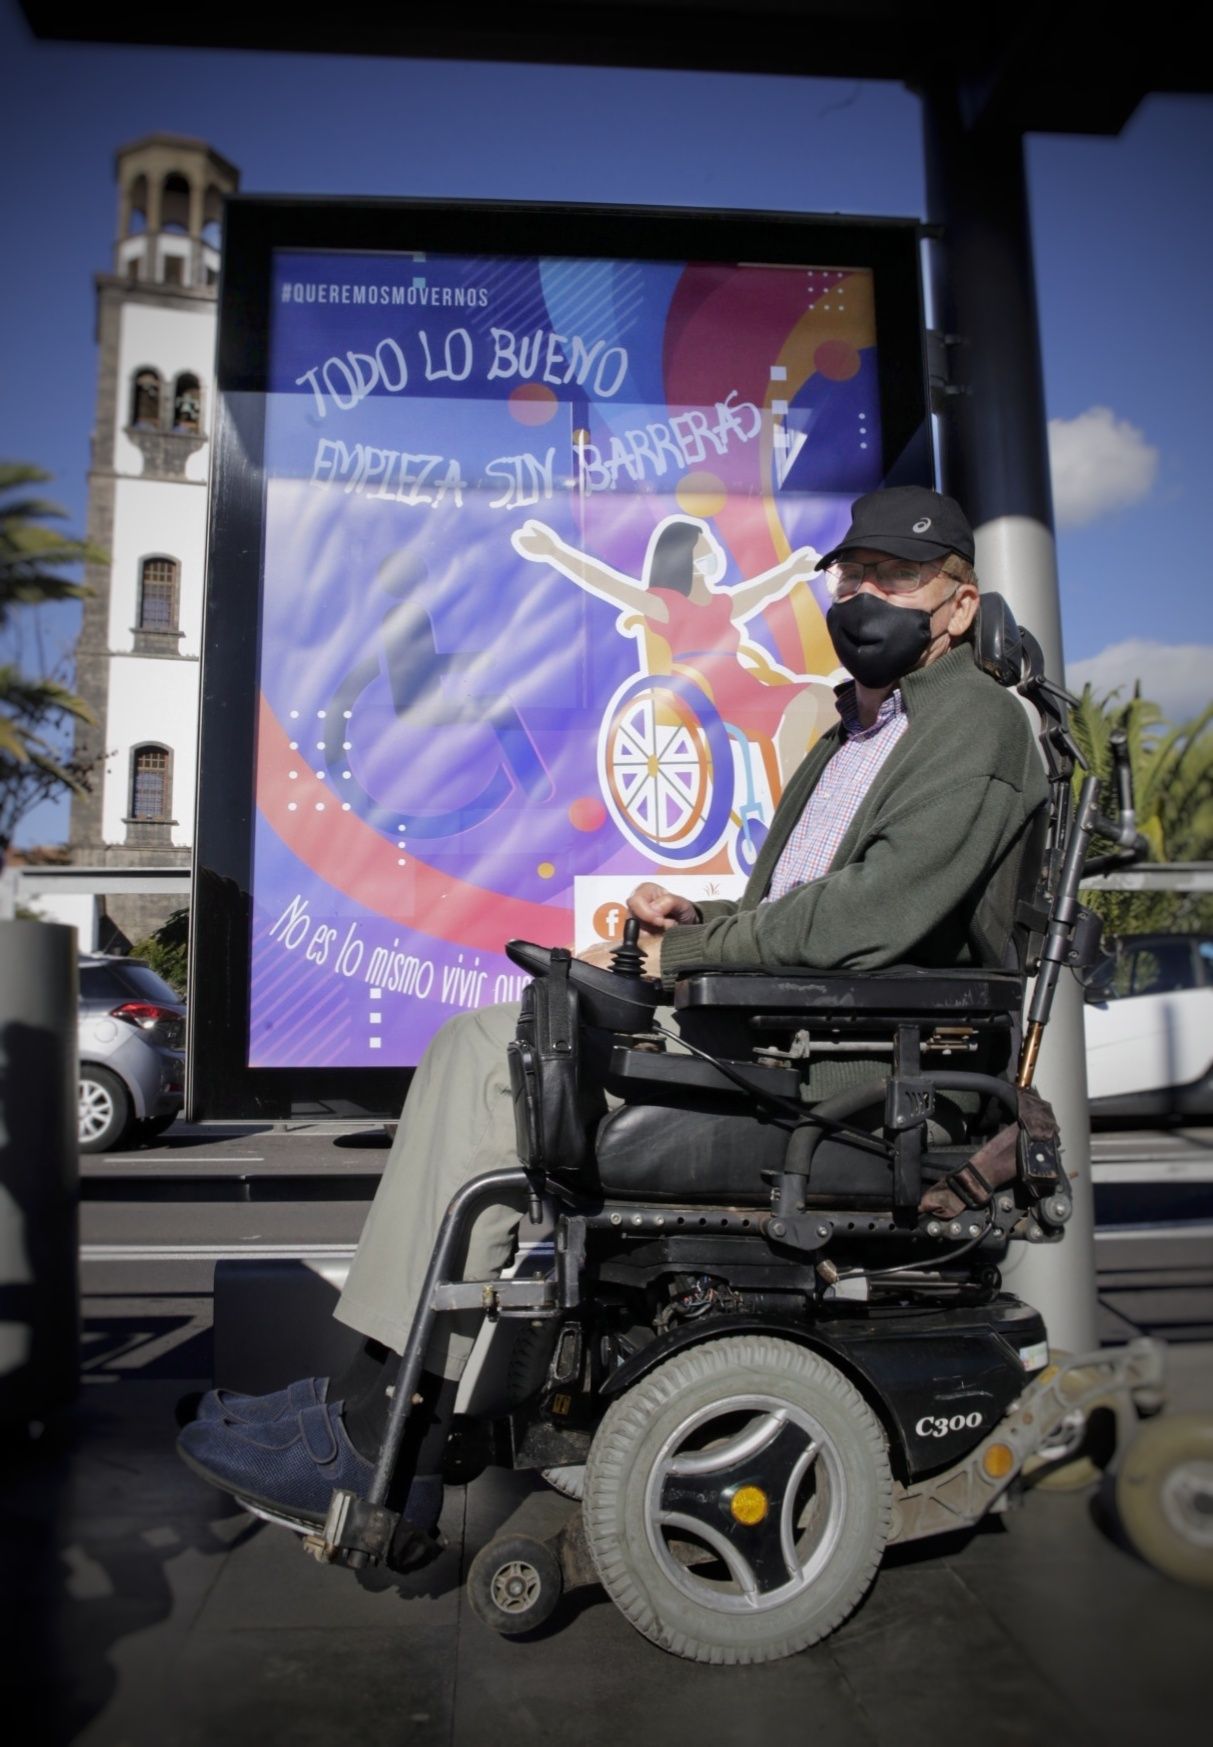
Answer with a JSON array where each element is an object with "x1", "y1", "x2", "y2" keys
[{"x1": 179, "y1": 484, "x2": 1158, "y2": 1662}]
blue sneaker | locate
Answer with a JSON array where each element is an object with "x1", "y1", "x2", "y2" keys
[
  {"x1": 177, "y1": 1399, "x2": 373, "y2": 1524},
  {"x1": 194, "y1": 1375, "x2": 329, "y2": 1427}
]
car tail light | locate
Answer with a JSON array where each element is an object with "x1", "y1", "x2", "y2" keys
[{"x1": 112, "y1": 1001, "x2": 179, "y2": 1030}]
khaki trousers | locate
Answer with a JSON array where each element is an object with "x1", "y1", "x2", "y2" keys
[{"x1": 335, "y1": 1002, "x2": 529, "y2": 1380}]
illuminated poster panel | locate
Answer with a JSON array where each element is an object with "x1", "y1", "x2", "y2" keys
[{"x1": 192, "y1": 202, "x2": 929, "y2": 1117}]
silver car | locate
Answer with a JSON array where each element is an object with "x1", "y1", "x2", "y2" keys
[{"x1": 78, "y1": 955, "x2": 186, "y2": 1152}]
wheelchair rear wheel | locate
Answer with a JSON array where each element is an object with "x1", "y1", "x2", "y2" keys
[{"x1": 583, "y1": 1335, "x2": 892, "y2": 1664}]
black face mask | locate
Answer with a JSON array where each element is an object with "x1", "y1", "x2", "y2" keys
[{"x1": 826, "y1": 591, "x2": 935, "y2": 688}]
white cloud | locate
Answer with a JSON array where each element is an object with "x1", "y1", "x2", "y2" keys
[
  {"x1": 1066, "y1": 640, "x2": 1213, "y2": 724},
  {"x1": 1048, "y1": 406, "x2": 1159, "y2": 528}
]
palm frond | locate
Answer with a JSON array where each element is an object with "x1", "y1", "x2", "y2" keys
[
  {"x1": 0, "y1": 715, "x2": 30, "y2": 760},
  {"x1": 0, "y1": 461, "x2": 54, "y2": 492},
  {"x1": 0, "y1": 670, "x2": 95, "y2": 725}
]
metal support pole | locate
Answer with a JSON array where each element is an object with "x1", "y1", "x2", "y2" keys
[
  {"x1": 922, "y1": 86, "x2": 1098, "y2": 1352},
  {"x1": 0, "y1": 920, "x2": 80, "y2": 1424}
]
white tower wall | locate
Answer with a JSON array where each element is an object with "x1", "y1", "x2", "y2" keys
[{"x1": 70, "y1": 133, "x2": 239, "y2": 947}]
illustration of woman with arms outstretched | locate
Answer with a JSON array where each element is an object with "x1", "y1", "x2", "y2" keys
[{"x1": 511, "y1": 515, "x2": 831, "y2": 785}]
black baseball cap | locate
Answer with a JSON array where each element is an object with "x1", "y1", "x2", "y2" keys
[{"x1": 816, "y1": 486, "x2": 975, "y2": 569}]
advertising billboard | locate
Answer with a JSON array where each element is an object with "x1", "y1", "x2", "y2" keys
[{"x1": 191, "y1": 200, "x2": 931, "y2": 1118}]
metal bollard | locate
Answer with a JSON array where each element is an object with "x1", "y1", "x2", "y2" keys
[{"x1": 0, "y1": 920, "x2": 80, "y2": 1426}]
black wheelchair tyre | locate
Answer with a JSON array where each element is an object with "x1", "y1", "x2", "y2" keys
[
  {"x1": 78, "y1": 1065, "x2": 134, "y2": 1154},
  {"x1": 468, "y1": 1534, "x2": 564, "y2": 1636},
  {"x1": 583, "y1": 1334, "x2": 892, "y2": 1664}
]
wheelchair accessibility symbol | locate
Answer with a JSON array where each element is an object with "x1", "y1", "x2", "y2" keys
[
  {"x1": 514, "y1": 513, "x2": 832, "y2": 872},
  {"x1": 324, "y1": 548, "x2": 553, "y2": 842}
]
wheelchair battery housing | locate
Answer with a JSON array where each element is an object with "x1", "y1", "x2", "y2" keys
[{"x1": 600, "y1": 1295, "x2": 1048, "y2": 1481}]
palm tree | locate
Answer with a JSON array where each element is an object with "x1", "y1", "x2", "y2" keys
[
  {"x1": 1071, "y1": 684, "x2": 1213, "y2": 936},
  {"x1": 0, "y1": 462, "x2": 98, "y2": 618},
  {"x1": 0, "y1": 462, "x2": 103, "y2": 858}
]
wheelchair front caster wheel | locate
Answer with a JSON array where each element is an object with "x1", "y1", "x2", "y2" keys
[
  {"x1": 468, "y1": 1535, "x2": 563, "y2": 1635},
  {"x1": 1114, "y1": 1414, "x2": 1213, "y2": 1588}
]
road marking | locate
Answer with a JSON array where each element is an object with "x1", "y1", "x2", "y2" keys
[
  {"x1": 1094, "y1": 1222, "x2": 1213, "y2": 1242},
  {"x1": 81, "y1": 1243, "x2": 358, "y2": 1262},
  {"x1": 1093, "y1": 1140, "x2": 1211, "y2": 1155},
  {"x1": 99, "y1": 1156, "x2": 267, "y2": 1164},
  {"x1": 1092, "y1": 1161, "x2": 1213, "y2": 1183}
]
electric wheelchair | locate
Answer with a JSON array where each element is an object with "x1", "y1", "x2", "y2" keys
[{"x1": 253, "y1": 597, "x2": 1190, "y2": 1664}]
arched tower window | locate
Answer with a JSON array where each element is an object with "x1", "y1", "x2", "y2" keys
[
  {"x1": 131, "y1": 745, "x2": 171, "y2": 820},
  {"x1": 138, "y1": 557, "x2": 179, "y2": 630},
  {"x1": 127, "y1": 174, "x2": 148, "y2": 235},
  {"x1": 161, "y1": 172, "x2": 191, "y2": 234},
  {"x1": 172, "y1": 374, "x2": 202, "y2": 433},
  {"x1": 131, "y1": 369, "x2": 161, "y2": 428}
]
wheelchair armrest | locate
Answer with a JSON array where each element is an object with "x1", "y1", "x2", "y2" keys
[
  {"x1": 673, "y1": 965, "x2": 1023, "y2": 1023},
  {"x1": 607, "y1": 1042, "x2": 800, "y2": 1106},
  {"x1": 505, "y1": 938, "x2": 662, "y2": 1030}
]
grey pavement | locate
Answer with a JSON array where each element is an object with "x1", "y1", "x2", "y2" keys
[
  {"x1": 4, "y1": 1299, "x2": 1213, "y2": 1747},
  {"x1": 10, "y1": 1123, "x2": 1213, "y2": 1743}
]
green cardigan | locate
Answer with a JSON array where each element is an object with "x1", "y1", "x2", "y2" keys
[{"x1": 660, "y1": 646, "x2": 1050, "y2": 984}]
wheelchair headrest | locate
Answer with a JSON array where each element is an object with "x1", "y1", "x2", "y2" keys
[{"x1": 973, "y1": 592, "x2": 1024, "y2": 688}]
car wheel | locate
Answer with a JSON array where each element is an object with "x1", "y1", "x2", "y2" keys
[
  {"x1": 583, "y1": 1335, "x2": 892, "y2": 1664},
  {"x1": 79, "y1": 1066, "x2": 134, "y2": 1153}
]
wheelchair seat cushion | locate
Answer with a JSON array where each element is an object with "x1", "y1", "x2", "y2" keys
[
  {"x1": 594, "y1": 1105, "x2": 785, "y2": 1201},
  {"x1": 593, "y1": 1105, "x2": 899, "y2": 1205}
]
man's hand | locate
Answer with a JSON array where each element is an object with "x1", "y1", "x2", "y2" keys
[
  {"x1": 627, "y1": 882, "x2": 698, "y2": 931},
  {"x1": 577, "y1": 934, "x2": 665, "y2": 979},
  {"x1": 575, "y1": 882, "x2": 694, "y2": 978}
]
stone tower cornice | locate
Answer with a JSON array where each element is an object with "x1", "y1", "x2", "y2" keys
[{"x1": 115, "y1": 133, "x2": 240, "y2": 186}]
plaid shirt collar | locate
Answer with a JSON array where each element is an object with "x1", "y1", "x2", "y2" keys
[
  {"x1": 764, "y1": 681, "x2": 910, "y2": 902},
  {"x1": 834, "y1": 683, "x2": 906, "y2": 742}
]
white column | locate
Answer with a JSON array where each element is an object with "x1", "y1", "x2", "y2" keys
[{"x1": 923, "y1": 87, "x2": 1098, "y2": 1353}]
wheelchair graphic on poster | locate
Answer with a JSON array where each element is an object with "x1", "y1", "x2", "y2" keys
[{"x1": 512, "y1": 515, "x2": 832, "y2": 874}]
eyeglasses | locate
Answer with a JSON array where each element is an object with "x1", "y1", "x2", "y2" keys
[{"x1": 826, "y1": 558, "x2": 942, "y2": 597}]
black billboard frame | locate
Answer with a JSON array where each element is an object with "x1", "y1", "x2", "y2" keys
[{"x1": 189, "y1": 195, "x2": 933, "y2": 1123}]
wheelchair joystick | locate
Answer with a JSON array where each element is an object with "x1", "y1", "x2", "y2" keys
[{"x1": 610, "y1": 916, "x2": 646, "y2": 979}]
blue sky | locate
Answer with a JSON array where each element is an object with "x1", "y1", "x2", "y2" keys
[{"x1": 2, "y1": 2, "x2": 1211, "y2": 842}]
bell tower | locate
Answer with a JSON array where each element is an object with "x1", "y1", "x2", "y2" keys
[
  {"x1": 114, "y1": 135, "x2": 239, "y2": 290},
  {"x1": 68, "y1": 134, "x2": 240, "y2": 948}
]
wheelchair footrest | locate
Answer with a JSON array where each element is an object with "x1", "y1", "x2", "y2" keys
[{"x1": 302, "y1": 1488, "x2": 398, "y2": 1567}]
